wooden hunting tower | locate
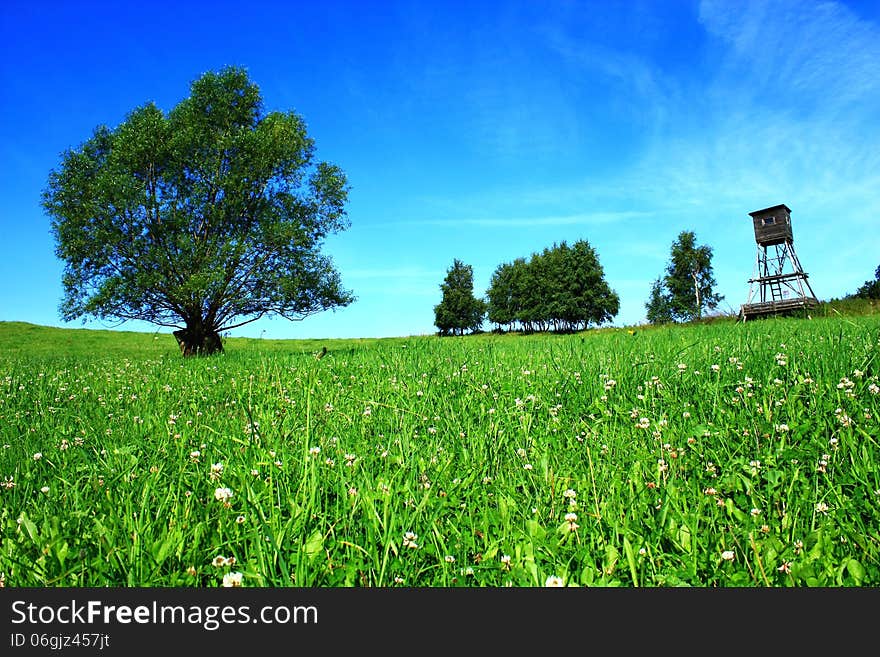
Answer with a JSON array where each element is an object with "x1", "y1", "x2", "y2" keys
[{"x1": 740, "y1": 204, "x2": 819, "y2": 320}]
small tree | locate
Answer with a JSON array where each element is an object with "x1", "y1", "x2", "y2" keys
[
  {"x1": 852, "y1": 264, "x2": 880, "y2": 299},
  {"x1": 434, "y1": 259, "x2": 486, "y2": 336},
  {"x1": 645, "y1": 277, "x2": 674, "y2": 324},
  {"x1": 654, "y1": 231, "x2": 724, "y2": 322},
  {"x1": 43, "y1": 66, "x2": 354, "y2": 356}
]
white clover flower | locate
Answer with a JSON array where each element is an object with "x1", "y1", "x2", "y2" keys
[
  {"x1": 402, "y1": 531, "x2": 419, "y2": 549},
  {"x1": 721, "y1": 550, "x2": 735, "y2": 561},
  {"x1": 544, "y1": 575, "x2": 565, "y2": 587},
  {"x1": 222, "y1": 572, "x2": 243, "y2": 587},
  {"x1": 214, "y1": 487, "x2": 233, "y2": 502},
  {"x1": 32, "y1": 453, "x2": 42, "y2": 461},
  {"x1": 815, "y1": 501, "x2": 830, "y2": 514}
]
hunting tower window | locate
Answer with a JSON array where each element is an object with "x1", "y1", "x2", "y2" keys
[{"x1": 762, "y1": 216, "x2": 776, "y2": 226}]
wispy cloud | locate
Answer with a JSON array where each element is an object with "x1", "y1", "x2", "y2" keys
[{"x1": 385, "y1": 210, "x2": 650, "y2": 229}]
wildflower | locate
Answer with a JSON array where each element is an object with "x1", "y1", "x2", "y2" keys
[
  {"x1": 222, "y1": 572, "x2": 244, "y2": 587},
  {"x1": 309, "y1": 446, "x2": 320, "y2": 456},
  {"x1": 777, "y1": 562, "x2": 792, "y2": 574},
  {"x1": 523, "y1": 463, "x2": 533, "y2": 470},
  {"x1": 563, "y1": 488, "x2": 577, "y2": 500},
  {"x1": 235, "y1": 515, "x2": 246, "y2": 524},
  {"x1": 444, "y1": 555, "x2": 455, "y2": 564},
  {"x1": 189, "y1": 450, "x2": 200, "y2": 462},
  {"x1": 33, "y1": 453, "x2": 42, "y2": 461},
  {"x1": 544, "y1": 575, "x2": 565, "y2": 587},
  {"x1": 40, "y1": 486, "x2": 50, "y2": 493},
  {"x1": 750, "y1": 508, "x2": 761, "y2": 517},
  {"x1": 394, "y1": 576, "x2": 405, "y2": 584},
  {"x1": 721, "y1": 550, "x2": 735, "y2": 561},
  {"x1": 1, "y1": 477, "x2": 15, "y2": 490},
  {"x1": 500, "y1": 555, "x2": 511, "y2": 570},
  {"x1": 210, "y1": 462, "x2": 223, "y2": 481},
  {"x1": 815, "y1": 501, "x2": 830, "y2": 515},
  {"x1": 775, "y1": 423, "x2": 790, "y2": 433},
  {"x1": 185, "y1": 566, "x2": 197, "y2": 577},
  {"x1": 212, "y1": 556, "x2": 228, "y2": 567},
  {"x1": 344, "y1": 453, "x2": 357, "y2": 467},
  {"x1": 214, "y1": 487, "x2": 233, "y2": 503},
  {"x1": 402, "y1": 531, "x2": 419, "y2": 549}
]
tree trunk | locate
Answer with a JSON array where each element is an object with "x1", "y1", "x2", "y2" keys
[
  {"x1": 692, "y1": 270, "x2": 702, "y2": 319},
  {"x1": 173, "y1": 322, "x2": 223, "y2": 356}
]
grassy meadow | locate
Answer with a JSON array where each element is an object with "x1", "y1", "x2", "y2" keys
[{"x1": 1, "y1": 312, "x2": 878, "y2": 587}]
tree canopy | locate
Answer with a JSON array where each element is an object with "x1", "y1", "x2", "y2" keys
[
  {"x1": 647, "y1": 231, "x2": 723, "y2": 323},
  {"x1": 434, "y1": 259, "x2": 486, "y2": 336},
  {"x1": 43, "y1": 66, "x2": 354, "y2": 355},
  {"x1": 486, "y1": 240, "x2": 619, "y2": 333},
  {"x1": 850, "y1": 264, "x2": 880, "y2": 300}
]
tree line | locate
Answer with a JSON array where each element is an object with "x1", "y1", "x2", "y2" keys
[
  {"x1": 434, "y1": 231, "x2": 725, "y2": 336},
  {"x1": 434, "y1": 240, "x2": 620, "y2": 336}
]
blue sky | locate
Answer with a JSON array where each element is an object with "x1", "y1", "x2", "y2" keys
[{"x1": 1, "y1": 0, "x2": 879, "y2": 340}]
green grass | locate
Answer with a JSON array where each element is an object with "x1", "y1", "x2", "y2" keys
[{"x1": 1, "y1": 316, "x2": 878, "y2": 587}]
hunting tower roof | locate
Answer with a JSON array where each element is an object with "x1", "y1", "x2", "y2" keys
[{"x1": 749, "y1": 203, "x2": 792, "y2": 218}]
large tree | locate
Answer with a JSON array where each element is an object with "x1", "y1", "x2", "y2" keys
[
  {"x1": 43, "y1": 66, "x2": 354, "y2": 355},
  {"x1": 648, "y1": 231, "x2": 723, "y2": 323},
  {"x1": 434, "y1": 259, "x2": 486, "y2": 336}
]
